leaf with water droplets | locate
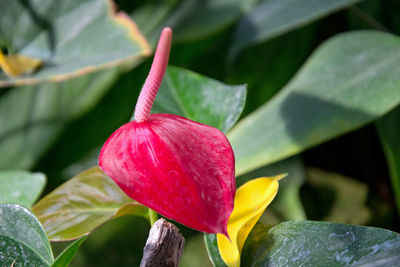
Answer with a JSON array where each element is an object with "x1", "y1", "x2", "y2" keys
[
  {"x1": 242, "y1": 221, "x2": 400, "y2": 266},
  {"x1": 0, "y1": 203, "x2": 53, "y2": 266},
  {"x1": 0, "y1": 170, "x2": 46, "y2": 208}
]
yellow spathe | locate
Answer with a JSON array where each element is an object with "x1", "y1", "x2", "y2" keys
[
  {"x1": 0, "y1": 50, "x2": 41, "y2": 77},
  {"x1": 217, "y1": 175, "x2": 284, "y2": 267}
]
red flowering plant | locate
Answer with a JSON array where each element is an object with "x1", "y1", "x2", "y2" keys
[
  {"x1": 2, "y1": 1, "x2": 400, "y2": 266},
  {"x1": 99, "y1": 28, "x2": 236, "y2": 236}
]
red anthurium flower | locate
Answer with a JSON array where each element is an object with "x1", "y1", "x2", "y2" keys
[{"x1": 98, "y1": 27, "x2": 235, "y2": 235}]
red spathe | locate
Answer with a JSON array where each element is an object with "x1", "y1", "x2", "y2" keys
[{"x1": 99, "y1": 113, "x2": 235, "y2": 235}]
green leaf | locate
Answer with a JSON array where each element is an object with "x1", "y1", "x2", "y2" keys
[
  {"x1": 204, "y1": 233, "x2": 227, "y2": 267},
  {"x1": 0, "y1": 203, "x2": 54, "y2": 266},
  {"x1": 0, "y1": 68, "x2": 120, "y2": 170},
  {"x1": 229, "y1": 0, "x2": 362, "y2": 59},
  {"x1": 227, "y1": 24, "x2": 317, "y2": 117},
  {"x1": 229, "y1": 31, "x2": 400, "y2": 176},
  {"x1": 377, "y1": 105, "x2": 400, "y2": 214},
  {"x1": 32, "y1": 167, "x2": 148, "y2": 241},
  {"x1": 52, "y1": 236, "x2": 87, "y2": 267},
  {"x1": 132, "y1": 0, "x2": 257, "y2": 45},
  {"x1": 242, "y1": 221, "x2": 400, "y2": 266},
  {"x1": 0, "y1": 0, "x2": 150, "y2": 86},
  {"x1": 0, "y1": 170, "x2": 46, "y2": 208},
  {"x1": 133, "y1": 66, "x2": 246, "y2": 133}
]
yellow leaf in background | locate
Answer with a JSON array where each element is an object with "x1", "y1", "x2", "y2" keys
[
  {"x1": 0, "y1": 50, "x2": 42, "y2": 77},
  {"x1": 217, "y1": 175, "x2": 285, "y2": 267}
]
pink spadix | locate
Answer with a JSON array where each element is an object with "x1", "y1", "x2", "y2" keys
[{"x1": 99, "y1": 27, "x2": 235, "y2": 235}]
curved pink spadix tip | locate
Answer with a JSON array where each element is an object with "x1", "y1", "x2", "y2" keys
[{"x1": 134, "y1": 27, "x2": 173, "y2": 122}]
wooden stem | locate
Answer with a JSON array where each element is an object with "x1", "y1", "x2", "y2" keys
[{"x1": 140, "y1": 218, "x2": 185, "y2": 267}]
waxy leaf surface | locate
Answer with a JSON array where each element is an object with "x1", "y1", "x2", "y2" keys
[
  {"x1": 52, "y1": 236, "x2": 87, "y2": 267},
  {"x1": 0, "y1": 204, "x2": 53, "y2": 266},
  {"x1": 242, "y1": 221, "x2": 400, "y2": 266},
  {"x1": 32, "y1": 167, "x2": 148, "y2": 241},
  {"x1": 148, "y1": 66, "x2": 246, "y2": 133},
  {"x1": 100, "y1": 113, "x2": 235, "y2": 234},
  {"x1": 0, "y1": 170, "x2": 46, "y2": 208},
  {"x1": 0, "y1": 68, "x2": 120, "y2": 170},
  {"x1": 132, "y1": 0, "x2": 257, "y2": 45},
  {"x1": 230, "y1": 0, "x2": 362, "y2": 59},
  {"x1": 0, "y1": 0, "x2": 150, "y2": 86},
  {"x1": 229, "y1": 31, "x2": 400, "y2": 176}
]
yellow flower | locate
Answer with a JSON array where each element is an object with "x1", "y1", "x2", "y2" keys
[{"x1": 217, "y1": 175, "x2": 284, "y2": 267}]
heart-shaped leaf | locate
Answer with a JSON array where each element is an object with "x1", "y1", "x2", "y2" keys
[
  {"x1": 229, "y1": 0, "x2": 362, "y2": 59},
  {"x1": 242, "y1": 221, "x2": 400, "y2": 266},
  {"x1": 0, "y1": 203, "x2": 54, "y2": 266},
  {"x1": 0, "y1": 170, "x2": 46, "y2": 208},
  {"x1": 0, "y1": 0, "x2": 150, "y2": 86},
  {"x1": 0, "y1": 67, "x2": 120, "y2": 170},
  {"x1": 145, "y1": 66, "x2": 246, "y2": 133},
  {"x1": 32, "y1": 167, "x2": 148, "y2": 241},
  {"x1": 52, "y1": 236, "x2": 87, "y2": 267},
  {"x1": 377, "y1": 106, "x2": 400, "y2": 214},
  {"x1": 229, "y1": 31, "x2": 400, "y2": 176}
]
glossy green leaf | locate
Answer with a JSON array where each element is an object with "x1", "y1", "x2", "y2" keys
[
  {"x1": 52, "y1": 236, "x2": 87, "y2": 267},
  {"x1": 229, "y1": 0, "x2": 362, "y2": 59},
  {"x1": 306, "y1": 168, "x2": 370, "y2": 224},
  {"x1": 132, "y1": 0, "x2": 257, "y2": 45},
  {"x1": 32, "y1": 167, "x2": 148, "y2": 241},
  {"x1": 242, "y1": 221, "x2": 400, "y2": 266},
  {"x1": 0, "y1": 170, "x2": 46, "y2": 208},
  {"x1": 205, "y1": 233, "x2": 227, "y2": 267},
  {"x1": 0, "y1": 0, "x2": 150, "y2": 86},
  {"x1": 227, "y1": 24, "x2": 317, "y2": 117},
  {"x1": 229, "y1": 31, "x2": 400, "y2": 176},
  {"x1": 0, "y1": 203, "x2": 54, "y2": 266},
  {"x1": 133, "y1": 66, "x2": 246, "y2": 133},
  {"x1": 0, "y1": 68, "x2": 120, "y2": 170},
  {"x1": 377, "y1": 105, "x2": 400, "y2": 214}
]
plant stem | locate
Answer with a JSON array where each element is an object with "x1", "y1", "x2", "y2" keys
[
  {"x1": 149, "y1": 208, "x2": 159, "y2": 226},
  {"x1": 134, "y1": 27, "x2": 173, "y2": 122}
]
